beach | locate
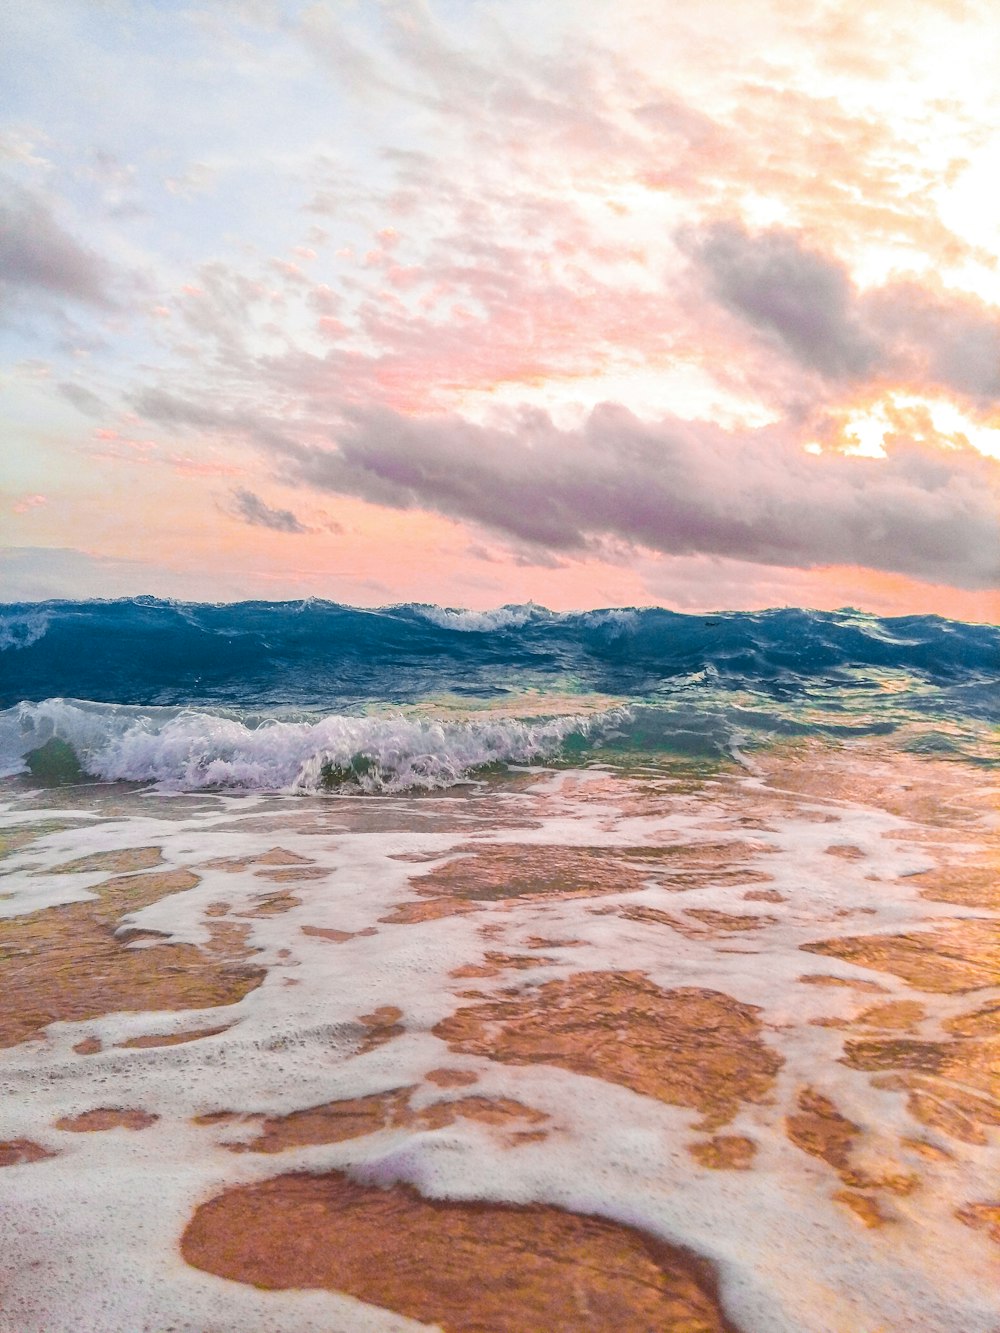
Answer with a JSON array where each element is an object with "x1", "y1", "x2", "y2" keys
[
  {"x1": 4, "y1": 0, "x2": 1000, "y2": 1322},
  {"x1": 2, "y1": 732, "x2": 997, "y2": 1331}
]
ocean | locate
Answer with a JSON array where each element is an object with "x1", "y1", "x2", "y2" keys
[{"x1": 0, "y1": 598, "x2": 997, "y2": 1332}]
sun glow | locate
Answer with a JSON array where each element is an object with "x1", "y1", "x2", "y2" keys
[
  {"x1": 446, "y1": 361, "x2": 780, "y2": 431},
  {"x1": 839, "y1": 392, "x2": 1000, "y2": 461}
]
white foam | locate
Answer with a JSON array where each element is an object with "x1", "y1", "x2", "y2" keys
[
  {"x1": 412, "y1": 602, "x2": 550, "y2": 632},
  {"x1": 1, "y1": 752, "x2": 998, "y2": 1332},
  {"x1": 0, "y1": 607, "x2": 51, "y2": 653},
  {"x1": 0, "y1": 700, "x2": 602, "y2": 791},
  {"x1": 581, "y1": 607, "x2": 641, "y2": 634}
]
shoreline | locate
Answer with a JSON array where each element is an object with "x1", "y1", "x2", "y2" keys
[{"x1": 1, "y1": 742, "x2": 997, "y2": 1331}]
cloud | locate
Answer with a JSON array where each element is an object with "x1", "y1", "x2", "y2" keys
[
  {"x1": 687, "y1": 221, "x2": 877, "y2": 380},
  {"x1": 0, "y1": 546, "x2": 154, "y2": 601},
  {"x1": 637, "y1": 550, "x2": 1000, "y2": 622},
  {"x1": 0, "y1": 545, "x2": 283, "y2": 603},
  {"x1": 10, "y1": 0, "x2": 997, "y2": 619},
  {"x1": 168, "y1": 454, "x2": 244, "y2": 479},
  {"x1": 267, "y1": 402, "x2": 999, "y2": 589},
  {"x1": 0, "y1": 176, "x2": 112, "y2": 308},
  {"x1": 226, "y1": 487, "x2": 307, "y2": 534},
  {"x1": 58, "y1": 381, "x2": 108, "y2": 417},
  {"x1": 689, "y1": 221, "x2": 1000, "y2": 406},
  {"x1": 297, "y1": 4, "x2": 398, "y2": 101},
  {"x1": 864, "y1": 280, "x2": 1000, "y2": 408},
  {"x1": 131, "y1": 386, "x2": 228, "y2": 429},
  {"x1": 164, "y1": 162, "x2": 216, "y2": 199}
]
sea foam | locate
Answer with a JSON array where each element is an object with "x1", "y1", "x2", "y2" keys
[
  {"x1": 1, "y1": 746, "x2": 997, "y2": 1332},
  {"x1": 0, "y1": 699, "x2": 604, "y2": 791},
  {"x1": 0, "y1": 607, "x2": 51, "y2": 653}
]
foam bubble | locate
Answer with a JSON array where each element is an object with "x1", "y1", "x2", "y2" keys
[
  {"x1": 1, "y1": 745, "x2": 997, "y2": 1332},
  {"x1": 411, "y1": 603, "x2": 551, "y2": 632},
  {"x1": 0, "y1": 699, "x2": 602, "y2": 791},
  {"x1": 581, "y1": 608, "x2": 641, "y2": 634},
  {"x1": 0, "y1": 608, "x2": 51, "y2": 653}
]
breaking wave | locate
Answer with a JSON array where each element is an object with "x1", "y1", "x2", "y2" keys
[
  {"x1": 0, "y1": 598, "x2": 995, "y2": 790},
  {"x1": 0, "y1": 698, "x2": 605, "y2": 792}
]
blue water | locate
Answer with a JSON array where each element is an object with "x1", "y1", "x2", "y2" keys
[{"x1": 1, "y1": 599, "x2": 996, "y2": 789}]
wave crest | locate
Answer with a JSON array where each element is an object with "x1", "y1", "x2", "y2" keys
[
  {"x1": 1, "y1": 699, "x2": 603, "y2": 792},
  {"x1": 411, "y1": 603, "x2": 550, "y2": 633}
]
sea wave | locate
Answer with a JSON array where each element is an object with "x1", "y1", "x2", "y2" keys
[
  {"x1": 0, "y1": 608, "x2": 51, "y2": 653},
  {"x1": 0, "y1": 598, "x2": 996, "y2": 713},
  {"x1": 413, "y1": 603, "x2": 550, "y2": 632},
  {"x1": 0, "y1": 698, "x2": 605, "y2": 792}
]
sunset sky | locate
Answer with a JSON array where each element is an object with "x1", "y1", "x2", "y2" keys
[{"x1": 2, "y1": 0, "x2": 999, "y2": 617}]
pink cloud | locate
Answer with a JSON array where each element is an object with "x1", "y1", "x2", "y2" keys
[
  {"x1": 12, "y1": 493, "x2": 47, "y2": 514},
  {"x1": 19, "y1": 0, "x2": 1000, "y2": 619},
  {"x1": 308, "y1": 284, "x2": 341, "y2": 313},
  {"x1": 168, "y1": 454, "x2": 244, "y2": 477},
  {"x1": 316, "y1": 315, "x2": 348, "y2": 339}
]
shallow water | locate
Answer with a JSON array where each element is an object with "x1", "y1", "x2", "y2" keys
[
  {"x1": 1, "y1": 599, "x2": 997, "y2": 1330},
  {"x1": 1, "y1": 736, "x2": 997, "y2": 1332}
]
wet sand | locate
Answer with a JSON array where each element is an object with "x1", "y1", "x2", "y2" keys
[{"x1": 0, "y1": 743, "x2": 997, "y2": 1332}]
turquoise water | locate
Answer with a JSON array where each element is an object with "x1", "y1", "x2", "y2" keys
[{"x1": 1, "y1": 599, "x2": 996, "y2": 788}]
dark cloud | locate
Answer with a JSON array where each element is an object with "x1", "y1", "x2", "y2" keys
[
  {"x1": 132, "y1": 387, "x2": 229, "y2": 429},
  {"x1": 58, "y1": 382, "x2": 107, "y2": 417},
  {"x1": 132, "y1": 387, "x2": 300, "y2": 462},
  {"x1": 126, "y1": 239, "x2": 1000, "y2": 594},
  {"x1": 227, "y1": 488, "x2": 307, "y2": 534},
  {"x1": 266, "y1": 402, "x2": 998, "y2": 589},
  {"x1": 0, "y1": 177, "x2": 112, "y2": 308},
  {"x1": 864, "y1": 280, "x2": 1000, "y2": 408},
  {"x1": 467, "y1": 541, "x2": 567, "y2": 570},
  {"x1": 689, "y1": 221, "x2": 1000, "y2": 405},
  {"x1": 687, "y1": 221, "x2": 877, "y2": 380}
]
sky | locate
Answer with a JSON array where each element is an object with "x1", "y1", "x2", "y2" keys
[{"x1": 1, "y1": 0, "x2": 999, "y2": 617}]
